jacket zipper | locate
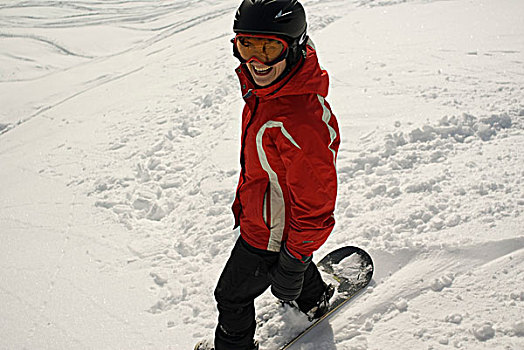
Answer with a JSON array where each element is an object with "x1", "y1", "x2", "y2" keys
[{"x1": 263, "y1": 182, "x2": 271, "y2": 230}]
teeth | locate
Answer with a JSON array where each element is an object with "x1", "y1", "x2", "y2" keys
[{"x1": 254, "y1": 66, "x2": 271, "y2": 73}]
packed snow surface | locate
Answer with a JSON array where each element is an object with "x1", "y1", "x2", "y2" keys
[{"x1": 0, "y1": 0, "x2": 523, "y2": 349}]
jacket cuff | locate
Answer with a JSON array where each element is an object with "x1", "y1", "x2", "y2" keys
[
  {"x1": 284, "y1": 241, "x2": 313, "y2": 263},
  {"x1": 286, "y1": 227, "x2": 331, "y2": 260}
]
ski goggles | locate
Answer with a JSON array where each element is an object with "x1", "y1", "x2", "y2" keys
[{"x1": 233, "y1": 33, "x2": 289, "y2": 66}]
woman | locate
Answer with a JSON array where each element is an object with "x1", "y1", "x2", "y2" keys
[{"x1": 197, "y1": 1, "x2": 340, "y2": 349}]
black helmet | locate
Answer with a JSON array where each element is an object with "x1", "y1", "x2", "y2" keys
[
  {"x1": 233, "y1": 0, "x2": 307, "y2": 41},
  {"x1": 233, "y1": 0, "x2": 308, "y2": 68}
]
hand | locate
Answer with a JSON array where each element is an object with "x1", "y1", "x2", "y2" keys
[{"x1": 269, "y1": 245, "x2": 311, "y2": 302}]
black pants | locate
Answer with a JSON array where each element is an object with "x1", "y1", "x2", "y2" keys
[{"x1": 214, "y1": 237, "x2": 326, "y2": 350}]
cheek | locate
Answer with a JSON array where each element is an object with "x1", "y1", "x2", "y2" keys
[{"x1": 273, "y1": 62, "x2": 286, "y2": 77}]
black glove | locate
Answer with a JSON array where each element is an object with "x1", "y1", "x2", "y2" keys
[{"x1": 269, "y1": 245, "x2": 311, "y2": 302}]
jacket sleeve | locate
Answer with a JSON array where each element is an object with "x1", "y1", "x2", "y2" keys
[{"x1": 273, "y1": 99, "x2": 339, "y2": 259}]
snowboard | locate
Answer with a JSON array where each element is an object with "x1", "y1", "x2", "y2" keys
[
  {"x1": 194, "y1": 246, "x2": 373, "y2": 350},
  {"x1": 279, "y1": 246, "x2": 374, "y2": 350}
]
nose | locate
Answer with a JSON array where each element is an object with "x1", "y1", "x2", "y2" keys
[{"x1": 247, "y1": 57, "x2": 269, "y2": 67}]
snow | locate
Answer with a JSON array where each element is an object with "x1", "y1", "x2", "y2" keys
[{"x1": 0, "y1": 0, "x2": 523, "y2": 349}]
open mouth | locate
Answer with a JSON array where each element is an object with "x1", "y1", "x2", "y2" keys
[{"x1": 252, "y1": 65, "x2": 273, "y2": 76}]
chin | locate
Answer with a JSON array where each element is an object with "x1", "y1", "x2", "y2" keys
[{"x1": 254, "y1": 78, "x2": 273, "y2": 87}]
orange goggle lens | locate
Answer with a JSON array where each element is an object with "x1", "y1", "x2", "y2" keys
[{"x1": 234, "y1": 34, "x2": 288, "y2": 65}]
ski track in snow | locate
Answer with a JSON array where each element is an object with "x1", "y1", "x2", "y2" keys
[{"x1": 0, "y1": 0, "x2": 523, "y2": 349}]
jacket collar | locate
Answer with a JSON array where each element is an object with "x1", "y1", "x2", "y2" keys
[{"x1": 236, "y1": 45, "x2": 329, "y2": 101}]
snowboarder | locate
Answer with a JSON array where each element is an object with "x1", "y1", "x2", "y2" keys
[{"x1": 196, "y1": 0, "x2": 340, "y2": 349}]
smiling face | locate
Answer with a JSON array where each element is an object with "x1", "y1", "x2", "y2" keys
[{"x1": 246, "y1": 59, "x2": 287, "y2": 87}]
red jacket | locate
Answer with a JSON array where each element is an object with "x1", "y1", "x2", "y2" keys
[{"x1": 232, "y1": 44, "x2": 340, "y2": 259}]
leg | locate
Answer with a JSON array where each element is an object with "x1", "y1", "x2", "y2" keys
[{"x1": 214, "y1": 238, "x2": 276, "y2": 350}]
